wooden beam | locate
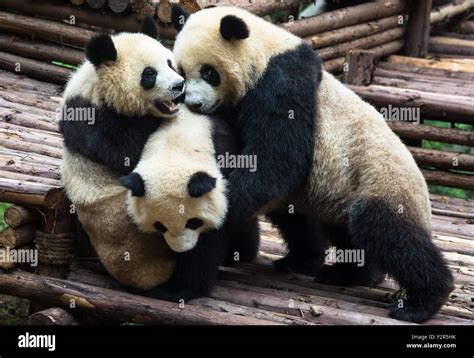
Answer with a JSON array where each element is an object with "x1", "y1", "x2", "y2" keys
[
  {"x1": 0, "y1": 51, "x2": 71, "y2": 85},
  {"x1": 422, "y1": 170, "x2": 474, "y2": 190},
  {"x1": 0, "y1": 11, "x2": 94, "y2": 48},
  {"x1": 0, "y1": 270, "x2": 280, "y2": 325},
  {"x1": 281, "y1": 0, "x2": 407, "y2": 38},
  {"x1": 405, "y1": 0, "x2": 432, "y2": 57},
  {"x1": 388, "y1": 122, "x2": 474, "y2": 147},
  {"x1": 343, "y1": 50, "x2": 377, "y2": 85},
  {"x1": 430, "y1": 0, "x2": 474, "y2": 25}
]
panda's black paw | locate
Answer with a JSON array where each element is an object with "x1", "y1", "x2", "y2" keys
[
  {"x1": 273, "y1": 254, "x2": 320, "y2": 277},
  {"x1": 145, "y1": 284, "x2": 203, "y2": 303},
  {"x1": 314, "y1": 264, "x2": 385, "y2": 287}
]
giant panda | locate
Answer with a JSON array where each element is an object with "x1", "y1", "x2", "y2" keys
[
  {"x1": 60, "y1": 17, "x2": 259, "y2": 301},
  {"x1": 170, "y1": 6, "x2": 454, "y2": 322},
  {"x1": 119, "y1": 106, "x2": 237, "y2": 300}
]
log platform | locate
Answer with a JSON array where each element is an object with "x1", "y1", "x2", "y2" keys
[
  {"x1": 0, "y1": 70, "x2": 473, "y2": 325},
  {"x1": 0, "y1": 0, "x2": 473, "y2": 326}
]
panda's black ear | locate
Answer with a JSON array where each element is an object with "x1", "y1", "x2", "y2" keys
[
  {"x1": 140, "y1": 15, "x2": 160, "y2": 40},
  {"x1": 120, "y1": 172, "x2": 145, "y2": 197},
  {"x1": 86, "y1": 33, "x2": 117, "y2": 68},
  {"x1": 188, "y1": 172, "x2": 216, "y2": 198},
  {"x1": 171, "y1": 4, "x2": 190, "y2": 32},
  {"x1": 220, "y1": 15, "x2": 249, "y2": 41}
]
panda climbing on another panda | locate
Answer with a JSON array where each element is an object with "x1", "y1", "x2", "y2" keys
[
  {"x1": 60, "y1": 16, "x2": 259, "y2": 301},
  {"x1": 171, "y1": 5, "x2": 453, "y2": 322}
]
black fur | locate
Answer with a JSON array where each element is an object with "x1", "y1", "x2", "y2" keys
[
  {"x1": 119, "y1": 172, "x2": 145, "y2": 197},
  {"x1": 220, "y1": 15, "x2": 250, "y2": 41},
  {"x1": 147, "y1": 228, "x2": 227, "y2": 302},
  {"x1": 187, "y1": 172, "x2": 216, "y2": 197},
  {"x1": 226, "y1": 43, "x2": 322, "y2": 229},
  {"x1": 59, "y1": 96, "x2": 162, "y2": 175},
  {"x1": 86, "y1": 34, "x2": 117, "y2": 68},
  {"x1": 171, "y1": 4, "x2": 190, "y2": 32},
  {"x1": 327, "y1": 197, "x2": 453, "y2": 323},
  {"x1": 140, "y1": 15, "x2": 159, "y2": 40},
  {"x1": 266, "y1": 207, "x2": 328, "y2": 276}
]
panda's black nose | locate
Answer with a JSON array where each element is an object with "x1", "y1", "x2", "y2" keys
[
  {"x1": 172, "y1": 80, "x2": 185, "y2": 92},
  {"x1": 189, "y1": 102, "x2": 203, "y2": 111}
]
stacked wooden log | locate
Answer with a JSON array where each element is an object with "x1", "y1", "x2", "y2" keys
[
  {"x1": 347, "y1": 51, "x2": 474, "y2": 190},
  {"x1": 0, "y1": 205, "x2": 39, "y2": 270},
  {"x1": 0, "y1": 203, "x2": 473, "y2": 326}
]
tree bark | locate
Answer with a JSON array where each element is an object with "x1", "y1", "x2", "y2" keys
[
  {"x1": 422, "y1": 169, "x2": 474, "y2": 190},
  {"x1": 0, "y1": 51, "x2": 71, "y2": 85},
  {"x1": 0, "y1": 223, "x2": 37, "y2": 247},
  {"x1": 323, "y1": 40, "x2": 404, "y2": 73},
  {"x1": 107, "y1": 0, "x2": 130, "y2": 13},
  {"x1": 317, "y1": 27, "x2": 405, "y2": 61},
  {"x1": 343, "y1": 50, "x2": 377, "y2": 85},
  {"x1": 0, "y1": 11, "x2": 94, "y2": 48},
  {"x1": 405, "y1": 0, "x2": 432, "y2": 57},
  {"x1": 4, "y1": 205, "x2": 40, "y2": 228},
  {"x1": 0, "y1": 270, "x2": 280, "y2": 325},
  {"x1": 305, "y1": 16, "x2": 401, "y2": 49},
  {"x1": 372, "y1": 75, "x2": 474, "y2": 97},
  {"x1": 378, "y1": 60, "x2": 474, "y2": 81},
  {"x1": 456, "y1": 21, "x2": 474, "y2": 34},
  {"x1": 348, "y1": 84, "x2": 474, "y2": 124},
  {"x1": 408, "y1": 146, "x2": 474, "y2": 171},
  {"x1": 429, "y1": 36, "x2": 474, "y2": 56},
  {"x1": 0, "y1": 34, "x2": 84, "y2": 66},
  {"x1": 430, "y1": 0, "x2": 474, "y2": 24},
  {"x1": 388, "y1": 122, "x2": 474, "y2": 147},
  {"x1": 281, "y1": 0, "x2": 406, "y2": 38},
  {"x1": 28, "y1": 307, "x2": 80, "y2": 325}
]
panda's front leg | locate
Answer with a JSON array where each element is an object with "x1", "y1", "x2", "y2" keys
[
  {"x1": 266, "y1": 207, "x2": 328, "y2": 276},
  {"x1": 146, "y1": 229, "x2": 228, "y2": 303}
]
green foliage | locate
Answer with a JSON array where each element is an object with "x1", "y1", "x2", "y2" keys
[
  {"x1": 0, "y1": 203, "x2": 12, "y2": 232},
  {"x1": 52, "y1": 61, "x2": 78, "y2": 70},
  {"x1": 421, "y1": 120, "x2": 473, "y2": 199},
  {"x1": 0, "y1": 296, "x2": 29, "y2": 325}
]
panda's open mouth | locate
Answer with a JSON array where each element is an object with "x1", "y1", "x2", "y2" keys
[{"x1": 155, "y1": 100, "x2": 179, "y2": 115}]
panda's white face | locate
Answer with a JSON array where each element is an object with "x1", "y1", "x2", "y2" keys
[
  {"x1": 69, "y1": 31, "x2": 185, "y2": 118},
  {"x1": 180, "y1": 64, "x2": 226, "y2": 114},
  {"x1": 173, "y1": 6, "x2": 302, "y2": 114},
  {"x1": 121, "y1": 170, "x2": 228, "y2": 253},
  {"x1": 105, "y1": 33, "x2": 185, "y2": 118}
]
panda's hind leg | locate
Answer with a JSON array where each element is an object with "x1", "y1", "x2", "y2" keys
[
  {"x1": 314, "y1": 224, "x2": 385, "y2": 287},
  {"x1": 266, "y1": 207, "x2": 327, "y2": 276},
  {"x1": 346, "y1": 197, "x2": 454, "y2": 323}
]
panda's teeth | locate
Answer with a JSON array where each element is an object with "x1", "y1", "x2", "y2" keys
[{"x1": 155, "y1": 100, "x2": 179, "y2": 115}]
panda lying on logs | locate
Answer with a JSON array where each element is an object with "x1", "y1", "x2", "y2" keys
[
  {"x1": 60, "y1": 16, "x2": 259, "y2": 302},
  {"x1": 171, "y1": 5, "x2": 453, "y2": 322}
]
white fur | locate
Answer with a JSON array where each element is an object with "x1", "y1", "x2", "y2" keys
[
  {"x1": 64, "y1": 32, "x2": 183, "y2": 118},
  {"x1": 126, "y1": 106, "x2": 228, "y2": 253},
  {"x1": 174, "y1": 6, "x2": 301, "y2": 109}
]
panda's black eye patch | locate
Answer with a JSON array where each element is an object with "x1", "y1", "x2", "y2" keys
[
  {"x1": 167, "y1": 59, "x2": 175, "y2": 71},
  {"x1": 200, "y1": 65, "x2": 220, "y2": 87},
  {"x1": 179, "y1": 67, "x2": 186, "y2": 80},
  {"x1": 154, "y1": 221, "x2": 168, "y2": 233},
  {"x1": 185, "y1": 218, "x2": 203, "y2": 230},
  {"x1": 141, "y1": 67, "x2": 157, "y2": 90}
]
